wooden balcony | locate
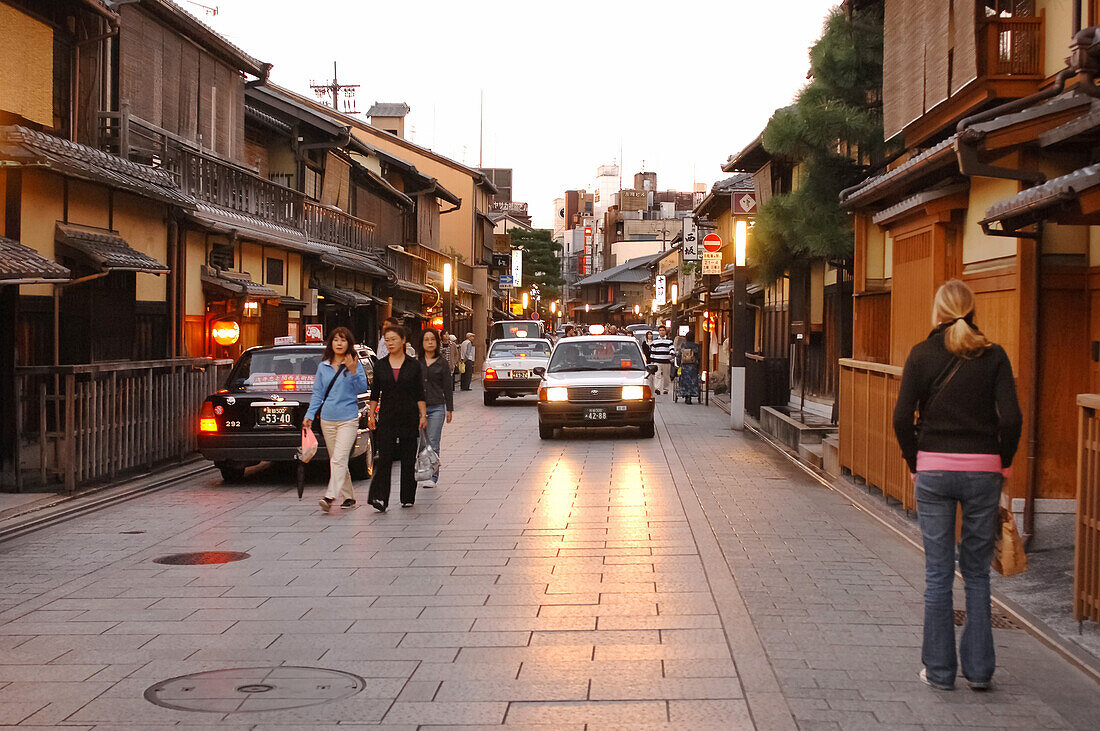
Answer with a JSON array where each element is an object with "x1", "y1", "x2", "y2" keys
[
  {"x1": 838, "y1": 359, "x2": 914, "y2": 512},
  {"x1": 97, "y1": 109, "x2": 378, "y2": 252},
  {"x1": 980, "y1": 15, "x2": 1045, "y2": 79},
  {"x1": 302, "y1": 202, "x2": 375, "y2": 253},
  {"x1": 1076, "y1": 394, "x2": 1100, "y2": 624}
]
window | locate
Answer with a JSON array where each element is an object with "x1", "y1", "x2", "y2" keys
[
  {"x1": 209, "y1": 244, "x2": 234, "y2": 270},
  {"x1": 266, "y1": 257, "x2": 284, "y2": 286},
  {"x1": 304, "y1": 167, "x2": 321, "y2": 200}
]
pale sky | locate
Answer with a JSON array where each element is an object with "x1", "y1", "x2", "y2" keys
[{"x1": 200, "y1": 0, "x2": 841, "y2": 227}]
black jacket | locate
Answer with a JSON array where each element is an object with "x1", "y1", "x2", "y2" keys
[
  {"x1": 892, "y1": 325, "x2": 1022, "y2": 473},
  {"x1": 371, "y1": 355, "x2": 426, "y2": 436},
  {"x1": 420, "y1": 355, "x2": 454, "y2": 411}
]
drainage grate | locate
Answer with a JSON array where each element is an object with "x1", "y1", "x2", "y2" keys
[
  {"x1": 953, "y1": 609, "x2": 1021, "y2": 629},
  {"x1": 144, "y1": 666, "x2": 364, "y2": 713},
  {"x1": 153, "y1": 551, "x2": 250, "y2": 566}
]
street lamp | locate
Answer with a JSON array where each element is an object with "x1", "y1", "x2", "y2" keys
[
  {"x1": 442, "y1": 262, "x2": 453, "y2": 333},
  {"x1": 550, "y1": 301, "x2": 557, "y2": 315},
  {"x1": 734, "y1": 219, "x2": 748, "y2": 267},
  {"x1": 670, "y1": 283, "x2": 678, "y2": 304},
  {"x1": 633, "y1": 304, "x2": 640, "y2": 315},
  {"x1": 585, "y1": 304, "x2": 590, "y2": 313},
  {"x1": 522, "y1": 291, "x2": 529, "y2": 310}
]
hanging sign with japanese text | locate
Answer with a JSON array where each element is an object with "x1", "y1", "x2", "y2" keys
[
  {"x1": 682, "y1": 219, "x2": 700, "y2": 261},
  {"x1": 511, "y1": 248, "x2": 522, "y2": 288},
  {"x1": 702, "y1": 251, "x2": 722, "y2": 275},
  {"x1": 655, "y1": 275, "x2": 666, "y2": 306}
]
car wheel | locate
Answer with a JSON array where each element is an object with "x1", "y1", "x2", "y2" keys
[
  {"x1": 484, "y1": 391, "x2": 497, "y2": 406},
  {"x1": 539, "y1": 422, "x2": 555, "y2": 440},
  {"x1": 349, "y1": 450, "x2": 371, "y2": 480},
  {"x1": 639, "y1": 421, "x2": 655, "y2": 439},
  {"x1": 219, "y1": 465, "x2": 246, "y2": 483}
]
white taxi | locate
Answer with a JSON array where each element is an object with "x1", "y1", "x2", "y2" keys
[{"x1": 482, "y1": 337, "x2": 552, "y2": 405}]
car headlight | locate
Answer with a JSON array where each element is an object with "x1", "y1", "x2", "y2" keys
[
  {"x1": 544, "y1": 387, "x2": 569, "y2": 402},
  {"x1": 621, "y1": 385, "x2": 645, "y2": 401}
]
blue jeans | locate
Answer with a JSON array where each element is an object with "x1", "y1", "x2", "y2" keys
[
  {"x1": 915, "y1": 470, "x2": 1003, "y2": 687},
  {"x1": 424, "y1": 405, "x2": 446, "y2": 482}
]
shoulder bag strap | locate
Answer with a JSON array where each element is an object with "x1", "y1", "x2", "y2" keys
[
  {"x1": 924, "y1": 357, "x2": 963, "y2": 415},
  {"x1": 316, "y1": 363, "x2": 347, "y2": 415}
]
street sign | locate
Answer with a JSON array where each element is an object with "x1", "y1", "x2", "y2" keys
[
  {"x1": 682, "y1": 219, "x2": 700, "y2": 261},
  {"x1": 702, "y1": 233, "x2": 722, "y2": 253},
  {"x1": 511, "y1": 249, "x2": 522, "y2": 288},
  {"x1": 702, "y1": 251, "x2": 722, "y2": 275},
  {"x1": 499, "y1": 274, "x2": 514, "y2": 289},
  {"x1": 304, "y1": 323, "x2": 324, "y2": 342},
  {"x1": 734, "y1": 192, "x2": 758, "y2": 213},
  {"x1": 655, "y1": 275, "x2": 666, "y2": 306}
]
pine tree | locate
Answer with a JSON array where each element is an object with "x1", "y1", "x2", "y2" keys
[{"x1": 508, "y1": 229, "x2": 564, "y2": 302}]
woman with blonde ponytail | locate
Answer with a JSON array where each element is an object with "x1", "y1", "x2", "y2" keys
[{"x1": 894, "y1": 278, "x2": 1021, "y2": 693}]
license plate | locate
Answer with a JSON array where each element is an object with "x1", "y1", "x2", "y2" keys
[
  {"x1": 255, "y1": 406, "x2": 294, "y2": 428},
  {"x1": 584, "y1": 408, "x2": 607, "y2": 421},
  {"x1": 510, "y1": 369, "x2": 530, "y2": 379}
]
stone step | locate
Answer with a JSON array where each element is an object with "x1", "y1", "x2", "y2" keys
[
  {"x1": 822, "y1": 435, "x2": 840, "y2": 478},
  {"x1": 760, "y1": 406, "x2": 837, "y2": 451},
  {"x1": 797, "y1": 442, "x2": 824, "y2": 469}
]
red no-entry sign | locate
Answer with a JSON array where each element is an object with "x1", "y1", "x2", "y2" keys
[{"x1": 702, "y1": 233, "x2": 722, "y2": 252}]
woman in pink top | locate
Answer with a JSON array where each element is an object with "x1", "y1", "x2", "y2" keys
[{"x1": 893, "y1": 279, "x2": 1022, "y2": 692}]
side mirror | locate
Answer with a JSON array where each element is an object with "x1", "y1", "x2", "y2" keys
[
  {"x1": 647, "y1": 364, "x2": 658, "y2": 375},
  {"x1": 533, "y1": 366, "x2": 546, "y2": 378}
]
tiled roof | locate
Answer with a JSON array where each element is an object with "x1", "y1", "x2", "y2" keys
[
  {"x1": 965, "y1": 93, "x2": 1093, "y2": 137},
  {"x1": 840, "y1": 135, "x2": 958, "y2": 208},
  {"x1": 366, "y1": 103, "x2": 411, "y2": 118},
  {"x1": 981, "y1": 163, "x2": 1100, "y2": 225},
  {"x1": 712, "y1": 173, "x2": 755, "y2": 193},
  {"x1": 313, "y1": 244, "x2": 390, "y2": 278},
  {"x1": 316, "y1": 283, "x2": 376, "y2": 307},
  {"x1": 0, "y1": 126, "x2": 191, "y2": 207},
  {"x1": 200, "y1": 265, "x2": 280, "y2": 299},
  {"x1": 574, "y1": 252, "x2": 663, "y2": 287},
  {"x1": 55, "y1": 223, "x2": 169, "y2": 273},
  {"x1": 189, "y1": 203, "x2": 314, "y2": 253},
  {"x1": 0, "y1": 237, "x2": 70, "y2": 282}
]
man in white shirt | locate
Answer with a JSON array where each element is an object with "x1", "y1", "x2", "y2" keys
[
  {"x1": 459, "y1": 333, "x2": 476, "y2": 391},
  {"x1": 377, "y1": 317, "x2": 415, "y2": 357},
  {"x1": 649, "y1": 325, "x2": 674, "y2": 395}
]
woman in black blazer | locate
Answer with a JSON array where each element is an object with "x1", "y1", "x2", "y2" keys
[{"x1": 367, "y1": 324, "x2": 427, "y2": 511}]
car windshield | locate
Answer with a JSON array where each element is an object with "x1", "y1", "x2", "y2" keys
[
  {"x1": 491, "y1": 322, "x2": 540, "y2": 340},
  {"x1": 490, "y1": 341, "x2": 551, "y2": 358},
  {"x1": 225, "y1": 349, "x2": 325, "y2": 391},
  {"x1": 547, "y1": 340, "x2": 646, "y2": 373}
]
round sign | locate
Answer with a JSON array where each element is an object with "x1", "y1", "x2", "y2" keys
[
  {"x1": 212, "y1": 320, "x2": 240, "y2": 346},
  {"x1": 702, "y1": 233, "x2": 722, "y2": 253}
]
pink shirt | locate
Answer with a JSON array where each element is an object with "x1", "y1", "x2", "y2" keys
[{"x1": 916, "y1": 451, "x2": 1002, "y2": 473}]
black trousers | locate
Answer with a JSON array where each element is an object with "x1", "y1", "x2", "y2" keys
[
  {"x1": 460, "y1": 361, "x2": 473, "y2": 390},
  {"x1": 368, "y1": 430, "x2": 418, "y2": 507}
]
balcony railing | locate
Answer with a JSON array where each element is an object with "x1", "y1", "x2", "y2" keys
[
  {"x1": 981, "y1": 15, "x2": 1045, "y2": 79},
  {"x1": 97, "y1": 109, "x2": 378, "y2": 252},
  {"x1": 303, "y1": 201, "x2": 375, "y2": 252}
]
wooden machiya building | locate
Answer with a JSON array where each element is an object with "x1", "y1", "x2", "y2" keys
[{"x1": 839, "y1": 1, "x2": 1098, "y2": 531}]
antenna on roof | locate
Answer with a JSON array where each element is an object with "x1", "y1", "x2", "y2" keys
[
  {"x1": 309, "y1": 62, "x2": 360, "y2": 115},
  {"x1": 182, "y1": 1, "x2": 218, "y2": 16}
]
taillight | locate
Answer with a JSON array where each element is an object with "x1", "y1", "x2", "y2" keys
[
  {"x1": 485, "y1": 368, "x2": 497, "y2": 380},
  {"x1": 280, "y1": 379, "x2": 296, "y2": 390},
  {"x1": 199, "y1": 401, "x2": 218, "y2": 432}
]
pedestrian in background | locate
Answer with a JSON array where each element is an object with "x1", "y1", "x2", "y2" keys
[
  {"x1": 304, "y1": 327, "x2": 369, "y2": 513},
  {"x1": 377, "y1": 316, "x2": 415, "y2": 357},
  {"x1": 447, "y1": 334, "x2": 460, "y2": 388},
  {"x1": 367, "y1": 324, "x2": 427, "y2": 511},
  {"x1": 564, "y1": 325, "x2": 577, "y2": 338},
  {"x1": 459, "y1": 332, "x2": 476, "y2": 391},
  {"x1": 418, "y1": 328, "x2": 453, "y2": 486},
  {"x1": 649, "y1": 325, "x2": 674, "y2": 395},
  {"x1": 893, "y1": 279, "x2": 1021, "y2": 692},
  {"x1": 676, "y1": 332, "x2": 701, "y2": 404}
]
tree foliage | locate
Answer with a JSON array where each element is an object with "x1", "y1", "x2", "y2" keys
[
  {"x1": 752, "y1": 5, "x2": 884, "y2": 282},
  {"x1": 509, "y1": 228, "x2": 564, "y2": 302}
]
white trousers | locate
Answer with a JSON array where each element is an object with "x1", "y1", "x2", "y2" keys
[
  {"x1": 320, "y1": 418, "x2": 358, "y2": 501},
  {"x1": 654, "y1": 363, "x2": 671, "y2": 394}
]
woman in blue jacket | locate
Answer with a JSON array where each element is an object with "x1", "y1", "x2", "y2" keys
[{"x1": 303, "y1": 327, "x2": 369, "y2": 513}]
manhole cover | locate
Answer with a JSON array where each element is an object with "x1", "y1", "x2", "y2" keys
[
  {"x1": 953, "y1": 609, "x2": 1021, "y2": 629},
  {"x1": 153, "y1": 551, "x2": 250, "y2": 565},
  {"x1": 144, "y1": 667, "x2": 364, "y2": 713}
]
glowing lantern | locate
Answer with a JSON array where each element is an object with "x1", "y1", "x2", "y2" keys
[
  {"x1": 212, "y1": 320, "x2": 240, "y2": 346},
  {"x1": 431, "y1": 316, "x2": 444, "y2": 329}
]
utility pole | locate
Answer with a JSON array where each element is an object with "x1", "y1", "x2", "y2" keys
[{"x1": 310, "y1": 62, "x2": 360, "y2": 115}]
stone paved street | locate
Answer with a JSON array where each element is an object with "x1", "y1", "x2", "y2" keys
[{"x1": 0, "y1": 390, "x2": 1097, "y2": 729}]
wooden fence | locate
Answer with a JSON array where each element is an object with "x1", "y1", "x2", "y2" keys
[
  {"x1": 1076, "y1": 394, "x2": 1100, "y2": 623},
  {"x1": 10, "y1": 358, "x2": 232, "y2": 493},
  {"x1": 838, "y1": 358, "x2": 914, "y2": 511}
]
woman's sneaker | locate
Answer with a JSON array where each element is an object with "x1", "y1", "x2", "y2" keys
[
  {"x1": 341, "y1": 499, "x2": 357, "y2": 508},
  {"x1": 919, "y1": 668, "x2": 954, "y2": 691},
  {"x1": 318, "y1": 497, "x2": 333, "y2": 513}
]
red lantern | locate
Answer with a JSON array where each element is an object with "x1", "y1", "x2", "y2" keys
[
  {"x1": 212, "y1": 320, "x2": 240, "y2": 346},
  {"x1": 431, "y1": 316, "x2": 444, "y2": 329}
]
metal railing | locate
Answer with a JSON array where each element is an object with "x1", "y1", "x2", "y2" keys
[
  {"x1": 1076, "y1": 394, "x2": 1100, "y2": 624},
  {"x1": 10, "y1": 358, "x2": 232, "y2": 493},
  {"x1": 982, "y1": 15, "x2": 1045, "y2": 78},
  {"x1": 838, "y1": 358, "x2": 914, "y2": 511}
]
